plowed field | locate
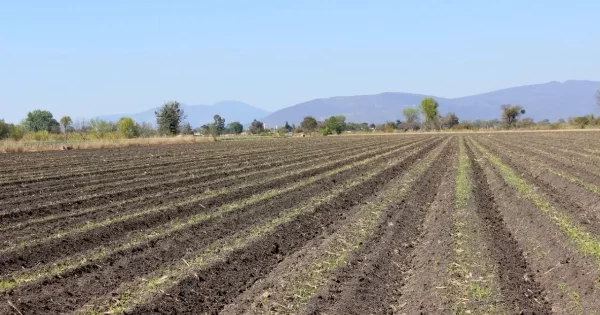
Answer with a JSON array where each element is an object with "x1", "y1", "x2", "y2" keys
[{"x1": 1, "y1": 132, "x2": 600, "y2": 314}]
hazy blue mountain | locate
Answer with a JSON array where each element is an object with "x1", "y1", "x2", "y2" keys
[
  {"x1": 94, "y1": 80, "x2": 600, "y2": 127},
  {"x1": 96, "y1": 101, "x2": 270, "y2": 127},
  {"x1": 446, "y1": 80, "x2": 600, "y2": 121},
  {"x1": 262, "y1": 93, "x2": 447, "y2": 126},
  {"x1": 262, "y1": 80, "x2": 600, "y2": 125}
]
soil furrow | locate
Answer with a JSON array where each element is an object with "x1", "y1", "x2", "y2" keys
[
  {"x1": 0, "y1": 137, "x2": 426, "y2": 226},
  {"x1": 0, "y1": 138, "x2": 442, "y2": 275},
  {"x1": 475, "y1": 136, "x2": 600, "y2": 235},
  {"x1": 302, "y1": 138, "x2": 455, "y2": 315},
  {"x1": 0, "y1": 138, "x2": 388, "y2": 201},
  {"x1": 0, "y1": 137, "x2": 397, "y2": 216},
  {"x1": 469, "y1": 136, "x2": 600, "y2": 314},
  {"x1": 101, "y1": 138, "x2": 446, "y2": 315},
  {"x1": 0, "y1": 138, "x2": 431, "y2": 244},
  {"x1": 482, "y1": 136, "x2": 600, "y2": 184},
  {"x1": 2, "y1": 141, "x2": 407, "y2": 314},
  {"x1": 0, "y1": 138, "x2": 367, "y2": 186},
  {"x1": 466, "y1": 140, "x2": 550, "y2": 314},
  {"x1": 0, "y1": 139, "x2": 432, "y2": 294}
]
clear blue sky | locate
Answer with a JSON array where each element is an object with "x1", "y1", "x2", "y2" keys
[{"x1": 1, "y1": 0, "x2": 599, "y2": 123}]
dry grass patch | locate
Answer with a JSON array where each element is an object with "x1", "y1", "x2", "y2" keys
[{"x1": 1, "y1": 136, "x2": 215, "y2": 153}]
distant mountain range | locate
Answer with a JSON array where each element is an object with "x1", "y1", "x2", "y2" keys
[
  {"x1": 94, "y1": 80, "x2": 600, "y2": 127},
  {"x1": 96, "y1": 101, "x2": 270, "y2": 127},
  {"x1": 262, "y1": 80, "x2": 600, "y2": 126}
]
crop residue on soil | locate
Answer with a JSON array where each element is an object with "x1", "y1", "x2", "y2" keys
[{"x1": 1, "y1": 131, "x2": 600, "y2": 314}]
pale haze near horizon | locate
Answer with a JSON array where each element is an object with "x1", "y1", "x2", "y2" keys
[{"x1": 1, "y1": 0, "x2": 599, "y2": 123}]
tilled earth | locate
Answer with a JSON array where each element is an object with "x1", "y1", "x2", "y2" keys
[{"x1": 1, "y1": 132, "x2": 600, "y2": 314}]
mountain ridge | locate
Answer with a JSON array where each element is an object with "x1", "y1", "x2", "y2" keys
[
  {"x1": 262, "y1": 80, "x2": 600, "y2": 125},
  {"x1": 94, "y1": 80, "x2": 600, "y2": 127}
]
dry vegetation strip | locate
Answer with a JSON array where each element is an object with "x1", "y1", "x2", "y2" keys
[{"x1": 0, "y1": 135, "x2": 216, "y2": 153}]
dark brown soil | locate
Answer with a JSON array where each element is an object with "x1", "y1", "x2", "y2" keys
[
  {"x1": 301, "y1": 139, "x2": 455, "y2": 315},
  {"x1": 2, "y1": 132, "x2": 599, "y2": 315},
  {"x1": 0, "y1": 138, "x2": 439, "y2": 276},
  {"x1": 126, "y1": 138, "x2": 443, "y2": 315},
  {"x1": 0, "y1": 138, "x2": 421, "y2": 247},
  {"x1": 0, "y1": 138, "x2": 390, "y2": 206},
  {"x1": 0, "y1": 138, "x2": 410, "y2": 223},
  {"x1": 466, "y1": 142, "x2": 551, "y2": 314},
  {"x1": 474, "y1": 136, "x2": 600, "y2": 235},
  {"x1": 470, "y1": 134, "x2": 600, "y2": 313},
  {"x1": 4, "y1": 145, "x2": 405, "y2": 314}
]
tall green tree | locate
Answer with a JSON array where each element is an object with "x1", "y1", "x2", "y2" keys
[
  {"x1": 323, "y1": 115, "x2": 346, "y2": 135},
  {"x1": 227, "y1": 121, "x2": 244, "y2": 134},
  {"x1": 60, "y1": 116, "x2": 72, "y2": 133},
  {"x1": 402, "y1": 108, "x2": 420, "y2": 123},
  {"x1": 117, "y1": 117, "x2": 139, "y2": 138},
  {"x1": 211, "y1": 114, "x2": 226, "y2": 136},
  {"x1": 155, "y1": 101, "x2": 186, "y2": 135},
  {"x1": 24, "y1": 109, "x2": 60, "y2": 133},
  {"x1": 300, "y1": 116, "x2": 318, "y2": 134},
  {"x1": 501, "y1": 104, "x2": 526, "y2": 128},
  {"x1": 284, "y1": 121, "x2": 293, "y2": 132},
  {"x1": 419, "y1": 98, "x2": 439, "y2": 130}
]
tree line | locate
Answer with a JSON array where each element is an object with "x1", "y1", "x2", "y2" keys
[
  {"x1": 2, "y1": 92, "x2": 600, "y2": 140},
  {"x1": 0, "y1": 101, "x2": 248, "y2": 141}
]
